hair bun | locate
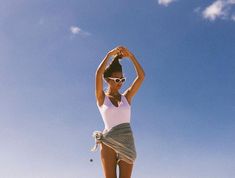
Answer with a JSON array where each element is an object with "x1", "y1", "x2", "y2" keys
[
  {"x1": 112, "y1": 54, "x2": 122, "y2": 63},
  {"x1": 103, "y1": 54, "x2": 123, "y2": 79}
]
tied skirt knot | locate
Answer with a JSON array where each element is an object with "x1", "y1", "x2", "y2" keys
[{"x1": 91, "y1": 123, "x2": 137, "y2": 164}]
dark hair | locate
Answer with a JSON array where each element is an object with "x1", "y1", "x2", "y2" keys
[{"x1": 103, "y1": 55, "x2": 123, "y2": 79}]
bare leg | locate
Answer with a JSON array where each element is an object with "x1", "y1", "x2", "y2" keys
[
  {"x1": 100, "y1": 143, "x2": 118, "y2": 178},
  {"x1": 118, "y1": 160, "x2": 134, "y2": 178}
]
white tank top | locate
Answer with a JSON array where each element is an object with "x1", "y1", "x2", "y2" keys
[{"x1": 97, "y1": 94, "x2": 131, "y2": 131}]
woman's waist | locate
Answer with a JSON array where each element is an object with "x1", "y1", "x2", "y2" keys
[
  {"x1": 104, "y1": 119, "x2": 131, "y2": 130},
  {"x1": 103, "y1": 122, "x2": 132, "y2": 134}
]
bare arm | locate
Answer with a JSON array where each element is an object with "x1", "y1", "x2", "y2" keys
[
  {"x1": 121, "y1": 48, "x2": 145, "y2": 104},
  {"x1": 95, "y1": 53, "x2": 111, "y2": 103},
  {"x1": 95, "y1": 47, "x2": 121, "y2": 105}
]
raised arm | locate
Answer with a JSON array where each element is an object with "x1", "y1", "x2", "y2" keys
[
  {"x1": 95, "y1": 47, "x2": 121, "y2": 106},
  {"x1": 120, "y1": 47, "x2": 145, "y2": 104}
]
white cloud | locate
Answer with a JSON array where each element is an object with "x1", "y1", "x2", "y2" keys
[
  {"x1": 202, "y1": 0, "x2": 226, "y2": 20},
  {"x1": 202, "y1": 0, "x2": 235, "y2": 21},
  {"x1": 70, "y1": 26, "x2": 81, "y2": 34},
  {"x1": 70, "y1": 26, "x2": 91, "y2": 37},
  {"x1": 158, "y1": 0, "x2": 176, "y2": 7},
  {"x1": 227, "y1": 0, "x2": 235, "y2": 4}
]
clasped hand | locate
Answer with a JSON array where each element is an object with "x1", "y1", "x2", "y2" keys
[{"x1": 108, "y1": 46, "x2": 133, "y2": 58}]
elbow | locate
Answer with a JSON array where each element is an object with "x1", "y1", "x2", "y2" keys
[
  {"x1": 138, "y1": 73, "x2": 145, "y2": 80},
  {"x1": 140, "y1": 71, "x2": 145, "y2": 79},
  {"x1": 142, "y1": 71, "x2": 145, "y2": 78}
]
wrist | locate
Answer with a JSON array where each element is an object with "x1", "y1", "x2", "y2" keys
[{"x1": 128, "y1": 53, "x2": 135, "y2": 58}]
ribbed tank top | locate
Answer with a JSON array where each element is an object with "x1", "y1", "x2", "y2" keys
[{"x1": 97, "y1": 94, "x2": 131, "y2": 131}]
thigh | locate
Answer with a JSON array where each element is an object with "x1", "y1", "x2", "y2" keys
[
  {"x1": 118, "y1": 160, "x2": 134, "y2": 178},
  {"x1": 100, "y1": 143, "x2": 118, "y2": 178}
]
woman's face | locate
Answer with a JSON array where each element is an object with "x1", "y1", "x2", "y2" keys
[{"x1": 107, "y1": 72, "x2": 124, "y2": 90}]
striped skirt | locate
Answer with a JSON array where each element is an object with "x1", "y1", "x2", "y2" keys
[{"x1": 91, "y1": 122, "x2": 137, "y2": 164}]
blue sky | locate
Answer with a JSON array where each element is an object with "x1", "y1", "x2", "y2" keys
[{"x1": 0, "y1": 0, "x2": 235, "y2": 178}]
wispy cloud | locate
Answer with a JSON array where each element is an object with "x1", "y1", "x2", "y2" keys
[
  {"x1": 70, "y1": 26, "x2": 81, "y2": 34},
  {"x1": 203, "y1": 0, "x2": 227, "y2": 20},
  {"x1": 200, "y1": 0, "x2": 235, "y2": 21},
  {"x1": 194, "y1": 7, "x2": 201, "y2": 13},
  {"x1": 69, "y1": 26, "x2": 91, "y2": 37},
  {"x1": 231, "y1": 13, "x2": 235, "y2": 20},
  {"x1": 158, "y1": 0, "x2": 176, "y2": 7}
]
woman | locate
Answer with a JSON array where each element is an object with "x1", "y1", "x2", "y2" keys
[{"x1": 92, "y1": 46, "x2": 145, "y2": 178}]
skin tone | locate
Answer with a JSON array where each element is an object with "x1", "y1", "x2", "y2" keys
[
  {"x1": 95, "y1": 46, "x2": 145, "y2": 178},
  {"x1": 104, "y1": 71, "x2": 125, "y2": 107},
  {"x1": 96, "y1": 46, "x2": 145, "y2": 106}
]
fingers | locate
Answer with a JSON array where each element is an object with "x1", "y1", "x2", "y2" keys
[
  {"x1": 115, "y1": 49, "x2": 121, "y2": 56},
  {"x1": 116, "y1": 47, "x2": 124, "y2": 57},
  {"x1": 112, "y1": 46, "x2": 130, "y2": 57},
  {"x1": 117, "y1": 46, "x2": 126, "y2": 51},
  {"x1": 109, "y1": 47, "x2": 122, "y2": 56}
]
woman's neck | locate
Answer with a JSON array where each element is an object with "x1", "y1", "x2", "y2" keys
[{"x1": 106, "y1": 89, "x2": 120, "y2": 96}]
